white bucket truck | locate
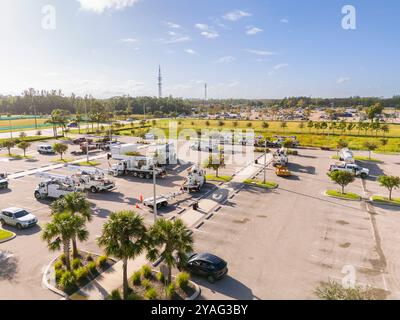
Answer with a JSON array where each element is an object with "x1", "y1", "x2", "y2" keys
[
  {"x1": 66, "y1": 165, "x2": 116, "y2": 193},
  {"x1": 34, "y1": 172, "x2": 84, "y2": 200}
]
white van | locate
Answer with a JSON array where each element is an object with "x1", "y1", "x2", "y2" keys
[{"x1": 37, "y1": 144, "x2": 55, "y2": 154}]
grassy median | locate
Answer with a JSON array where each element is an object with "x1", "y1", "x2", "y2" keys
[
  {"x1": 371, "y1": 196, "x2": 400, "y2": 206},
  {"x1": 0, "y1": 229, "x2": 14, "y2": 242},
  {"x1": 326, "y1": 190, "x2": 361, "y2": 201},
  {"x1": 244, "y1": 179, "x2": 279, "y2": 189}
]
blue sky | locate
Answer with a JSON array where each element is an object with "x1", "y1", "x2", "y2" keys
[{"x1": 0, "y1": 0, "x2": 399, "y2": 99}]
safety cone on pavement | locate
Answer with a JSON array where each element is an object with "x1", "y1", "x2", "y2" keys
[
  {"x1": 136, "y1": 203, "x2": 140, "y2": 209},
  {"x1": 140, "y1": 195, "x2": 143, "y2": 203}
]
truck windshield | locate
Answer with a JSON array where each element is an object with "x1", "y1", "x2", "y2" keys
[{"x1": 14, "y1": 210, "x2": 29, "y2": 218}]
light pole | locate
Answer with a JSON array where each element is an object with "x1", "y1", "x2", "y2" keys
[
  {"x1": 263, "y1": 140, "x2": 267, "y2": 184},
  {"x1": 153, "y1": 159, "x2": 157, "y2": 223},
  {"x1": 84, "y1": 97, "x2": 89, "y2": 163}
]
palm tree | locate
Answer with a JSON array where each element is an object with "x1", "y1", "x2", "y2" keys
[
  {"x1": 51, "y1": 192, "x2": 92, "y2": 258},
  {"x1": 147, "y1": 219, "x2": 193, "y2": 284},
  {"x1": 41, "y1": 213, "x2": 89, "y2": 271},
  {"x1": 97, "y1": 211, "x2": 147, "y2": 299}
]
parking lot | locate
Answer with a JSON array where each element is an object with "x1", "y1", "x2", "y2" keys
[
  {"x1": 192, "y1": 148, "x2": 400, "y2": 300},
  {"x1": 1, "y1": 135, "x2": 400, "y2": 300}
]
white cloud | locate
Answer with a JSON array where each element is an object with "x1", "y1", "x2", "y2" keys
[
  {"x1": 268, "y1": 63, "x2": 289, "y2": 76},
  {"x1": 161, "y1": 35, "x2": 191, "y2": 44},
  {"x1": 201, "y1": 31, "x2": 219, "y2": 39},
  {"x1": 245, "y1": 49, "x2": 276, "y2": 56},
  {"x1": 215, "y1": 56, "x2": 235, "y2": 64},
  {"x1": 246, "y1": 26, "x2": 263, "y2": 35},
  {"x1": 165, "y1": 21, "x2": 181, "y2": 29},
  {"x1": 223, "y1": 10, "x2": 252, "y2": 21},
  {"x1": 195, "y1": 23, "x2": 219, "y2": 39},
  {"x1": 273, "y1": 63, "x2": 289, "y2": 70},
  {"x1": 337, "y1": 77, "x2": 351, "y2": 84},
  {"x1": 195, "y1": 23, "x2": 209, "y2": 31},
  {"x1": 77, "y1": 0, "x2": 140, "y2": 13},
  {"x1": 185, "y1": 48, "x2": 197, "y2": 55},
  {"x1": 119, "y1": 38, "x2": 139, "y2": 43},
  {"x1": 280, "y1": 18, "x2": 289, "y2": 23}
]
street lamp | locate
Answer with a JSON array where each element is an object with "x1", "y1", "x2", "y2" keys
[
  {"x1": 263, "y1": 140, "x2": 267, "y2": 184},
  {"x1": 153, "y1": 158, "x2": 157, "y2": 223}
]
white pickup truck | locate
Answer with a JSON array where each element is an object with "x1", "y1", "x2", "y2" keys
[{"x1": 329, "y1": 163, "x2": 369, "y2": 178}]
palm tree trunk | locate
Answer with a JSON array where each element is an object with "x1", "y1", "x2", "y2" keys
[
  {"x1": 341, "y1": 185, "x2": 345, "y2": 194},
  {"x1": 122, "y1": 258, "x2": 128, "y2": 299},
  {"x1": 72, "y1": 237, "x2": 78, "y2": 258},
  {"x1": 168, "y1": 266, "x2": 172, "y2": 285},
  {"x1": 389, "y1": 189, "x2": 392, "y2": 201},
  {"x1": 63, "y1": 240, "x2": 71, "y2": 271}
]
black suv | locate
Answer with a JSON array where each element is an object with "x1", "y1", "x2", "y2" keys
[{"x1": 184, "y1": 253, "x2": 228, "y2": 283}]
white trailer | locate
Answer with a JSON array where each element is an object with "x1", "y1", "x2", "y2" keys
[
  {"x1": 272, "y1": 148, "x2": 289, "y2": 167},
  {"x1": 109, "y1": 155, "x2": 167, "y2": 178},
  {"x1": 110, "y1": 144, "x2": 143, "y2": 158},
  {"x1": 66, "y1": 165, "x2": 116, "y2": 193}
]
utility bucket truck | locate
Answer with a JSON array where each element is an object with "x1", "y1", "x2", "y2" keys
[
  {"x1": 272, "y1": 148, "x2": 289, "y2": 167},
  {"x1": 66, "y1": 165, "x2": 116, "y2": 193},
  {"x1": 34, "y1": 172, "x2": 84, "y2": 200},
  {"x1": 182, "y1": 165, "x2": 206, "y2": 192},
  {"x1": 0, "y1": 172, "x2": 8, "y2": 189},
  {"x1": 109, "y1": 155, "x2": 166, "y2": 178}
]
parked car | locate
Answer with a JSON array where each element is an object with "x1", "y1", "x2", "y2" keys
[
  {"x1": 37, "y1": 144, "x2": 55, "y2": 154},
  {"x1": 67, "y1": 122, "x2": 78, "y2": 128},
  {"x1": 0, "y1": 207, "x2": 38, "y2": 229},
  {"x1": 329, "y1": 162, "x2": 369, "y2": 178},
  {"x1": 183, "y1": 253, "x2": 228, "y2": 283},
  {"x1": 73, "y1": 137, "x2": 93, "y2": 145}
]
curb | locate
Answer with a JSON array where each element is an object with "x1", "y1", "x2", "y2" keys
[
  {"x1": 186, "y1": 281, "x2": 201, "y2": 300},
  {"x1": 243, "y1": 181, "x2": 279, "y2": 190},
  {"x1": 0, "y1": 231, "x2": 16, "y2": 244},
  {"x1": 369, "y1": 197, "x2": 400, "y2": 208},
  {"x1": 323, "y1": 191, "x2": 362, "y2": 202},
  {"x1": 42, "y1": 256, "x2": 68, "y2": 299}
]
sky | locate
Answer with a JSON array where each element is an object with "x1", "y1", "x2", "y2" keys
[{"x1": 0, "y1": 0, "x2": 399, "y2": 99}]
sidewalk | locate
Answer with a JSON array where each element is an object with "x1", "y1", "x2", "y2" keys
[{"x1": 69, "y1": 154, "x2": 270, "y2": 300}]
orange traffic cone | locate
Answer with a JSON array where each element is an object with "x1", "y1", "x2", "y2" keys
[
  {"x1": 140, "y1": 195, "x2": 143, "y2": 203},
  {"x1": 136, "y1": 203, "x2": 140, "y2": 209}
]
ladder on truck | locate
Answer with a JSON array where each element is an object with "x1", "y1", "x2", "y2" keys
[{"x1": 35, "y1": 172, "x2": 74, "y2": 184}]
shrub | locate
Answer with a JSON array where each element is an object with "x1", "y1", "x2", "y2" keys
[
  {"x1": 156, "y1": 272, "x2": 165, "y2": 283},
  {"x1": 175, "y1": 272, "x2": 190, "y2": 289},
  {"x1": 108, "y1": 289, "x2": 122, "y2": 300},
  {"x1": 131, "y1": 271, "x2": 142, "y2": 286},
  {"x1": 142, "y1": 279, "x2": 152, "y2": 290},
  {"x1": 141, "y1": 265, "x2": 152, "y2": 279},
  {"x1": 74, "y1": 267, "x2": 88, "y2": 284},
  {"x1": 59, "y1": 253, "x2": 66, "y2": 265},
  {"x1": 36, "y1": 130, "x2": 42, "y2": 136},
  {"x1": 86, "y1": 254, "x2": 94, "y2": 262},
  {"x1": 54, "y1": 260, "x2": 63, "y2": 270},
  {"x1": 96, "y1": 255, "x2": 108, "y2": 268},
  {"x1": 145, "y1": 288, "x2": 158, "y2": 300},
  {"x1": 287, "y1": 150, "x2": 298, "y2": 156},
  {"x1": 59, "y1": 271, "x2": 77, "y2": 293},
  {"x1": 166, "y1": 283, "x2": 176, "y2": 299},
  {"x1": 86, "y1": 261, "x2": 97, "y2": 275},
  {"x1": 127, "y1": 293, "x2": 142, "y2": 300},
  {"x1": 71, "y1": 258, "x2": 82, "y2": 270},
  {"x1": 55, "y1": 269, "x2": 64, "y2": 283}
]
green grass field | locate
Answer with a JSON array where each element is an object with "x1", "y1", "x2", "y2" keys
[
  {"x1": 0, "y1": 118, "x2": 50, "y2": 131},
  {"x1": 151, "y1": 119, "x2": 400, "y2": 152},
  {"x1": 0, "y1": 229, "x2": 14, "y2": 242}
]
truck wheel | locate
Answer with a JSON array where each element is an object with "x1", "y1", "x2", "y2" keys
[
  {"x1": 133, "y1": 172, "x2": 138, "y2": 177},
  {"x1": 90, "y1": 186, "x2": 98, "y2": 193},
  {"x1": 361, "y1": 173, "x2": 367, "y2": 179},
  {"x1": 34, "y1": 191, "x2": 41, "y2": 200},
  {"x1": 139, "y1": 173, "x2": 145, "y2": 179},
  {"x1": 16, "y1": 223, "x2": 22, "y2": 230},
  {"x1": 145, "y1": 173, "x2": 151, "y2": 179},
  {"x1": 0, "y1": 219, "x2": 5, "y2": 226},
  {"x1": 207, "y1": 275, "x2": 216, "y2": 283},
  {"x1": 162, "y1": 201, "x2": 168, "y2": 207}
]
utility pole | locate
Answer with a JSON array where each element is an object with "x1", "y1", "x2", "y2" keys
[
  {"x1": 263, "y1": 140, "x2": 267, "y2": 184},
  {"x1": 143, "y1": 104, "x2": 146, "y2": 121},
  {"x1": 153, "y1": 160, "x2": 157, "y2": 223},
  {"x1": 158, "y1": 65, "x2": 162, "y2": 99},
  {"x1": 84, "y1": 96, "x2": 89, "y2": 163}
]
